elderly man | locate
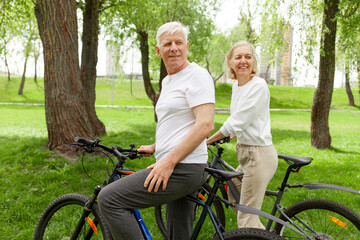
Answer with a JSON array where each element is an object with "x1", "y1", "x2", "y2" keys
[{"x1": 98, "y1": 21, "x2": 215, "y2": 240}]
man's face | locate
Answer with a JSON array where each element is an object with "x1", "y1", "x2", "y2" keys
[{"x1": 155, "y1": 31, "x2": 189, "y2": 75}]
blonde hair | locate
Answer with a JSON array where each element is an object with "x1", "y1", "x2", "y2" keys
[{"x1": 226, "y1": 41, "x2": 258, "y2": 80}]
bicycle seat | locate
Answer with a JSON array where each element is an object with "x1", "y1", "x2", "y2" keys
[
  {"x1": 278, "y1": 154, "x2": 313, "y2": 167},
  {"x1": 205, "y1": 167, "x2": 243, "y2": 181}
]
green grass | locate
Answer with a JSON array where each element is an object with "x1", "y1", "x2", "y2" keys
[
  {"x1": 1, "y1": 75, "x2": 359, "y2": 111},
  {"x1": 1, "y1": 75, "x2": 360, "y2": 239},
  {"x1": 1, "y1": 104, "x2": 360, "y2": 239}
]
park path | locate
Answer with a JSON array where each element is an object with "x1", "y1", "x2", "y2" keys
[
  {"x1": 2, "y1": 102, "x2": 359, "y2": 113},
  {"x1": 0, "y1": 102, "x2": 314, "y2": 113}
]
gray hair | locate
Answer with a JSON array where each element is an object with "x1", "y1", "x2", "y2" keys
[
  {"x1": 156, "y1": 22, "x2": 189, "y2": 47},
  {"x1": 226, "y1": 41, "x2": 258, "y2": 79}
]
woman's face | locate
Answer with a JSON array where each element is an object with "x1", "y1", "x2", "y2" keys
[{"x1": 230, "y1": 45, "x2": 254, "y2": 78}]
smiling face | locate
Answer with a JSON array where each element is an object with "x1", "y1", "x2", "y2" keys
[
  {"x1": 229, "y1": 45, "x2": 255, "y2": 79},
  {"x1": 155, "y1": 31, "x2": 190, "y2": 75}
]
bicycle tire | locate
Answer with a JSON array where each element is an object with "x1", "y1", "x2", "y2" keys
[
  {"x1": 212, "y1": 228, "x2": 285, "y2": 239},
  {"x1": 34, "y1": 193, "x2": 113, "y2": 240},
  {"x1": 154, "y1": 182, "x2": 226, "y2": 239},
  {"x1": 274, "y1": 199, "x2": 360, "y2": 239}
]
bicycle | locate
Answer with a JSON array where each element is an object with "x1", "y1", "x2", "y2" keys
[
  {"x1": 34, "y1": 137, "x2": 291, "y2": 240},
  {"x1": 155, "y1": 137, "x2": 360, "y2": 239}
]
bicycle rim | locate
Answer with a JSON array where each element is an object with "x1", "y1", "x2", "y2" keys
[
  {"x1": 274, "y1": 199, "x2": 360, "y2": 240},
  {"x1": 34, "y1": 193, "x2": 112, "y2": 240}
]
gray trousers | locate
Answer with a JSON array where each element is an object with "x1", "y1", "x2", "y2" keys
[{"x1": 98, "y1": 163, "x2": 207, "y2": 240}]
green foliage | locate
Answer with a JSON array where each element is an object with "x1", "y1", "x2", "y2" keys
[
  {"x1": 1, "y1": 105, "x2": 360, "y2": 239},
  {"x1": 100, "y1": 0, "x2": 219, "y2": 77},
  {"x1": 0, "y1": 0, "x2": 36, "y2": 55}
]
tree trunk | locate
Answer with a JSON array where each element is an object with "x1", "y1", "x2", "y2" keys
[
  {"x1": 345, "y1": 61, "x2": 355, "y2": 106},
  {"x1": 138, "y1": 30, "x2": 159, "y2": 106},
  {"x1": 35, "y1": 0, "x2": 95, "y2": 151},
  {"x1": 18, "y1": 56, "x2": 28, "y2": 95},
  {"x1": 5, "y1": 54, "x2": 10, "y2": 82},
  {"x1": 159, "y1": 59, "x2": 166, "y2": 92},
  {"x1": 34, "y1": 53, "x2": 38, "y2": 83},
  {"x1": 310, "y1": 0, "x2": 339, "y2": 149},
  {"x1": 80, "y1": 0, "x2": 106, "y2": 136}
]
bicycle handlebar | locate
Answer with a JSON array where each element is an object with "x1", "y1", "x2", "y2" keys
[{"x1": 74, "y1": 137, "x2": 145, "y2": 160}]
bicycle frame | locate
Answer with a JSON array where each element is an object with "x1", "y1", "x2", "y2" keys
[
  {"x1": 208, "y1": 141, "x2": 360, "y2": 240},
  {"x1": 72, "y1": 138, "x2": 302, "y2": 239}
]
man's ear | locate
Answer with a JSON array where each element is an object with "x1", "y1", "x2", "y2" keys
[{"x1": 155, "y1": 46, "x2": 162, "y2": 58}]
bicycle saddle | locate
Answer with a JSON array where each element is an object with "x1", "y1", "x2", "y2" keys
[{"x1": 278, "y1": 154, "x2": 313, "y2": 167}]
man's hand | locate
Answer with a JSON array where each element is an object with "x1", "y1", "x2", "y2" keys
[
  {"x1": 144, "y1": 159, "x2": 175, "y2": 192},
  {"x1": 138, "y1": 144, "x2": 155, "y2": 157}
]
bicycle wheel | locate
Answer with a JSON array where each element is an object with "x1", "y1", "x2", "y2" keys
[
  {"x1": 34, "y1": 193, "x2": 113, "y2": 240},
  {"x1": 212, "y1": 228, "x2": 285, "y2": 239},
  {"x1": 154, "y1": 182, "x2": 226, "y2": 239},
  {"x1": 274, "y1": 199, "x2": 360, "y2": 239}
]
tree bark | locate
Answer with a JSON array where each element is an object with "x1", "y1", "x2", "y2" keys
[
  {"x1": 345, "y1": 61, "x2": 355, "y2": 106},
  {"x1": 4, "y1": 54, "x2": 10, "y2": 82},
  {"x1": 18, "y1": 55, "x2": 28, "y2": 95},
  {"x1": 310, "y1": 0, "x2": 339, "y2": 149},
  {"x1": 159, "y1": 59, "x2": 166, "y2": 92},
  {"x1": 138, "y1": 30, "x2": 159, "y2": 106},
  {"x1": 35, "y1": 0, "x2": 95, "y2": 150},
  {"x1": 80, "y1": 0, "x2": 106, "y2": 136}
]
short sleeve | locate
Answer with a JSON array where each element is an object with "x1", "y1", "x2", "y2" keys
[{"x1": 186, "y1": 69, "x2": 215, "y2": 108}]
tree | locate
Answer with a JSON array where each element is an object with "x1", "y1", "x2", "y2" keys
[
  {"x1": 102, "y1": 0, "x2": 219, "y2": 109},
  {"x1": 78, "y1": 0, "x2": 106, "y2": 136},
  {"x1": 32, "y1": 36, "x2": 42, "y2": 83},
  {"x1": 0, "y1": 0, "x2": 21, "y2": 81},
  {"x1": 344, "y1": 60, "x2": 355, "y2": 106},
  {"x1": 336, "y1": 0, "x2": 360, "y2": 104},
  {"x1": 18, "y1": 17, "x2": 37, "y2": 95},
  {"x1": 35, "y1": 0, "x2": 105, "y2": 151},
  {"x1": 310, "y1": 0, "x2": 339, "y2": 149}
]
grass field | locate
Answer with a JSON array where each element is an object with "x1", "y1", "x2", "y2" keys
[
  {"x1": 1, "y1": 75, "x2": 360, "y2": 239},
  {"x1": 1, "y1": 75, "x2": 359, "y2": 110}
]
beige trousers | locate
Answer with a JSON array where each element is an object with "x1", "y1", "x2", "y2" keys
[{"x1": 227, "y1": 144, "x2": 278, "y2": 229}]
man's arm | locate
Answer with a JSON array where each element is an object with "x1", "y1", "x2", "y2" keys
[{"x1": 144, "y1": 103, "x2": 215, "y2": 192}]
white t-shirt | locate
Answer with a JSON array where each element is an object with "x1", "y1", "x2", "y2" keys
[
  {"x1": 220, "y1": 76, "x2": 273, "y2": 146},
  {"x1": 155, "y1": 62, "x2": 215, "y2": 164}
]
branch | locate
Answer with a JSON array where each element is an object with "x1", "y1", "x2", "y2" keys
[
  {"x1": 99, "y1": 0, "x2": 130, "y2": 13},
  {"x1": 342, "y1": 2, "x2": 360, "y2": 18}
]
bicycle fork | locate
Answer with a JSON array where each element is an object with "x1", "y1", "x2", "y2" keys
[{"x1": 71, "y1": 186, "x2": 102, "y2": 240}]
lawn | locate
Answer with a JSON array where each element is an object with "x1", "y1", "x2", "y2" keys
[
  {"x1": 1, "y1": 75, "x2": 360, "y2": 239},
  {"x1": 1, "y1": 75, "x2": 359, "y2": 111}
]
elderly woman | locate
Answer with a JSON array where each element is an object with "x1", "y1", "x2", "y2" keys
[{"x1": 206, "y1": 41, "x2": 278, "y2": 229}]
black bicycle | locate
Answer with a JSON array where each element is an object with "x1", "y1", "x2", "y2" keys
[
  {"x1": 34, "y1": 137, "x2": 290, "y2": 240},
  {"x1": 155, "y1": 138, "x2": 360, "y2": 239}
]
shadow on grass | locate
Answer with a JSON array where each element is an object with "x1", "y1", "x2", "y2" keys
[{"x1": 328, "y1": 146, "x2": 360, "y2": 155}]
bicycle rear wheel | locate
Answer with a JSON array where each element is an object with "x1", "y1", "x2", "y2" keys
[
  {"x1": 34, "y1": 193, "x2": 113, "y2": 240},
  {"x1": 274, "y1": 199, "x2": 360, "y2": 239},
  {"x1": 154, "y1": 182, "x2": 225, "y2": 239},
  {"x1": 212, "y1": 228, "x2": 285, "y2": 239}
]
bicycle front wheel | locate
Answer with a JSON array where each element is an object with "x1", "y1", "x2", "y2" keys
[
  {"x1": 34, "y1": 193, "x2": 113, "y2": 240},
  {"x1": 212, "y1": 228, "x2": 285, "y2": 239},
  {"x1": 274, "y1": 199, "x2": 360, "y2": 239}
]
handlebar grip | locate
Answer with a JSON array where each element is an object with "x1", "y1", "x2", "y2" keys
[{"x1": 74, "y1": 137, "x2": 94, "y2": 146}]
